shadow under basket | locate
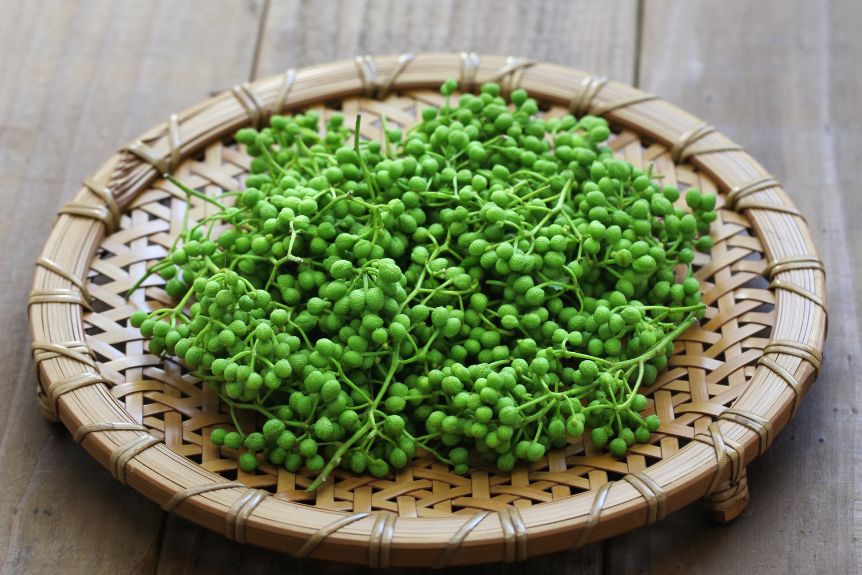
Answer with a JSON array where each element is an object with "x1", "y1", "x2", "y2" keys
[{"x1": 29, "y1": 53, "x2": 826, "y2": 567}]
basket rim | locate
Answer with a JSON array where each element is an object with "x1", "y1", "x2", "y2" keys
[{"x1": 29, "y1": 52, "x2": 826, "y2": 567}]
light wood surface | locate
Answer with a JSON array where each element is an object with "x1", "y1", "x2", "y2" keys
[
  {"x1": 1, "y1": 0, "x2": 857, "y2": 573},
  {"x1": 0, "y1": 2, "x2": 263, "y2": 574}
]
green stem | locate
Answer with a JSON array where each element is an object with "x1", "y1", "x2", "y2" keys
[
  {"x1": 166, "y1": 175, "x2": 227, "y2": 210},
  {"x1": 306, "y1": 419, "x2": 373, "y2": 492}
]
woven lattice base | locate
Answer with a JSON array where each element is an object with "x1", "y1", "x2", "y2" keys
[{"x1": 30, "y1": 54, "x2": 826, "y2": 566}]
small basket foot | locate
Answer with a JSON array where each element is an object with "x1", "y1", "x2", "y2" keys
[
  {"x1": 37, "y1": 383, "x2": 60, "y2": 422},
  {"x1": 702, "y1": 467, "x2": 749, "y2": 523}
]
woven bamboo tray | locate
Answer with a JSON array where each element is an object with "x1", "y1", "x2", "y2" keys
[{"x1": 29, "y1": 53, "x2": 827, "y2": 567}]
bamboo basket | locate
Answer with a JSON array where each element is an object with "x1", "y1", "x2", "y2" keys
[{"x1": 29, "y1": 53, "x2": 826, "y2": 567}]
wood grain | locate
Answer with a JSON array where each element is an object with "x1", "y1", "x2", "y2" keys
[
  {"x1": 0, "y1": 2, "x2": 263, "y2": 574},
  {"x1": 606, "y1": 1, "x2": 861, "y2": 572},
  {"x1": 254, "y1": 0, "x2": 638, "y2": 81}
]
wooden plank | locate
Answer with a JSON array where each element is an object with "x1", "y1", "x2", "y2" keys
[
  {"x1": 254, "y1": 0, "x2": 638, "y2": 81},
  {"x1": 155, "y1": 1, "x2": 638, "y2": 572},
  {"x1": 0, "y1": 1, "x2": 263, "y2": 574},
  {"x1": 606, "y1": 1, "x2": 862, "y2": 573},
  {"x1": 156, "y1": 515, "x2": 372, "y2": 575}
]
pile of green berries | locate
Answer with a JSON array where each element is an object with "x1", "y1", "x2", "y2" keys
[{"x1": 130, "y1": 79, "x2": 713, "y2": 490}]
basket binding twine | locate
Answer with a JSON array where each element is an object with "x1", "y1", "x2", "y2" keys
[{"x1": 29, "y1": 53, "x2": 826, "y2": 567}]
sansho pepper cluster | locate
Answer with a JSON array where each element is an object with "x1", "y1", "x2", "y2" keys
[{"x1": 130, "y1": 80, "x2": 714, "y2": 490}]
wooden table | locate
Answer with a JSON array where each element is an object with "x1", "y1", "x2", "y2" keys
[{"x1": 1, "y1": 1, "x2": 858, "y2": 573}]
